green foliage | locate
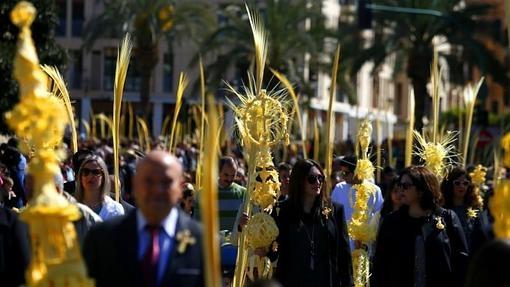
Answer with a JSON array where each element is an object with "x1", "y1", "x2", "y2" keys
[
  {"x1": 440, "y1": 107, "x2": 464, "y2": 128},
  {"x1": 83, "y1": 0, "x2": 216, "y2": 115},
  {"x1": 0, "y1": 0, "x2": 66, "y2": 133},
  {"x1": 489, "y1": 112, "x2": 510, "y2": 127},
  {"x1": 338, "y1": 0, "x2": 508, "y2": 130},
  {"x1": 196, "y1": 0, "x2": 330, "y2": 102}
]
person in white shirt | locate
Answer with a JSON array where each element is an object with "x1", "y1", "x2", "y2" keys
[
  {"x1": 74, "y1": 154, "x2": 124, "y2": 220},
  {"x1": 330, "y1": 155, "x2": 384, "y2": 250}
]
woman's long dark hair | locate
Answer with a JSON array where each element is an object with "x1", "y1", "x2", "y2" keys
[
  {"x1": 399, "y1": 166, "x2": 442, "y2": 211},
  {"x1": 288, "y1": 159, "x2": 325, "y2": 216},
  {"x1": 380, "y1": 177, "x2": 399, "y2": 217},
  {"x1": 441, "y1": 167, "x2": 482, "y2": 209}
]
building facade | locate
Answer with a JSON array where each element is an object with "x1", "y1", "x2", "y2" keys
[{"x1": 56, "y1": 0, "x2": 402, "y2": 145}]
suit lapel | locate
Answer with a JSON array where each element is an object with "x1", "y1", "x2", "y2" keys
[
  {"x1": 160, "y1": 210, "x2": 187, "y2": 286},
  {"x1": 117, "y1": 211, "x2": 142, "y2": 286}
]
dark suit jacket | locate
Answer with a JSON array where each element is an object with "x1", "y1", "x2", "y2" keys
[
  {"x1": 63, "y1": 180, "x2": 76, "y2": 196},
  {"x1": 373, "y1": 206, "x2": 469, "y2": 287},
  {"x1": 120, "y1": 199, "x2": 135, "y2": 213},
  {"x1": 0, "y1": 206, "x2": 30, "y2": 287},
  {"x1": 83, "y1": 209, "x2": 204, "y2": 287}
]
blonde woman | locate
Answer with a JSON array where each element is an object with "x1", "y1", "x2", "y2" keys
[{"x1": 75, "y1": 154, "x2": 124, "y2": 220}]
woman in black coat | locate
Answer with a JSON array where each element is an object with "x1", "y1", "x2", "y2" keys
[
  {"x1": 272, "y1": 159, "x2": 353, "y2": 287},
  {"x1": 440, "y1": 167, "x2": 487, "y2": 254},
  {"x1": 373, "y1": 166, "x2": 469, "y2": 287}
]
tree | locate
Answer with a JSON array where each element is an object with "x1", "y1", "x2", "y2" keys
[
  {"x1": 338, "y1": 0, "x2": 508, "y2": 130},
  {"x1": 0, "y1": 0, "x2": 66, "y2": 133},
  {"x1": 196, "y1": 0, "x2": 330, "y2": 102},
  {"x1": 83, "y1": 0, "x2": 216, "y2": 116}
]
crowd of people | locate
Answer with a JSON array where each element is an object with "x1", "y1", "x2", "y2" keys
[{"x1": 0, "y1": 135, "x2": 508, "y2": 287}]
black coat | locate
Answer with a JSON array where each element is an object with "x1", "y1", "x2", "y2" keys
[
  {"x1": 83, "y1": 209, "x2": 204, "y2": 287},
  {"x1": 469, "y1": 209, "x2": 494, "y2": 257},
  {"x1": 447, "y1": 206, "x2": 493, "y2": 257},
  {"x1": 273, "y1": 201, "x2": 353, "y2": 287},
  {"x1": 0, "y1": 206, "x2": 30, "y2": 287},
  {"x1": 373, "y1": 206, "x2": 469, "y2": 287}
]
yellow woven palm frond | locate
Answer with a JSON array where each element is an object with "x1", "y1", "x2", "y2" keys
[
  {"x1": 40, "y1": 64, "x2": 78, "y2": 153},
  {"x1": 231, "y1": 6, "x2": 291, "y2": 287},
  {"x1": 226, "y1": 83, "x2": 288, "y2": 147},
  {"x1": 94, "y1": 113, "x2": 113, "y2": 138},
  {"x1": 270, "y1": 68, "x2": 307, "y2": 159},
  {"x1": 325, "y1": 45, "x2": 340, "y2": 195},
  {"x1": 168, "y1": 72, "x2": 188, "y2": 152},
  {"x1": 236, "y1": 93, "x2": 289, "y2": 147},
  {"x1": 357, "y1": 119, "x2": 373, "y2": 159},
  {"x1": 490, "y1": 178, "x2": 510, "y2": 239},
  {"x1": 430, "y1": 50, "x2": 443, "y2": 143},
  {"x1": 224, "y1": 81, "x2": 256, "y2": 107},
  {"x1": 136, "y1": 116, "x2": 151, "y2": 152},
  {"x1": 196, "y1": 58, "x2": 206, "y2": 191},
  {"x1": 201, "y1": 94, "x2": 222, "y2": 287},
  {"x1": 462, "y1": 77, "x2": 484, "y2": 166},
  {"x1": 246, "y1": 4, "x2": 268, "y2": 94},
  {"x1": 113, "y1": 34, "x2": 133, "y2": 202},
  {"x1": 405, "y1": 89, "x2": 415, "y2": 166},
  {"x1": 413, "y1": 129, "x2": 459, "y2": 178},
  {"x1": 234, "y1": 116, "x2": 250, "y2": 150}
]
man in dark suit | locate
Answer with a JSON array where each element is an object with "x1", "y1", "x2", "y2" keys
[{"x1": 83, "y1": 150, "x2": 204, "y2": 287}]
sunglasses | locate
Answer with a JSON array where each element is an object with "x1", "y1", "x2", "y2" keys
[
  {"x1": 398, "y1": 182, "x2": 415, "y2": 190},
  {"x1": 453, "y1": 180, "x2": 470, "y2": 187},
  {"x1": 307, "y1": 174, "x2": 325, "y2": 185},
  {"x1": 81, "y1": 168, "x2": 103, "y2": 177}
]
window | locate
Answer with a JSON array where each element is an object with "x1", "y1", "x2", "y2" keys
[
  {"x1": 69, "y1": 50, "x2": 82, "y2": 89},
  {"x1": 72, "y1": 0, "x2": 84, "y2": 37},
  {"x1": 504, "y1": 85, "x2": 510, "y2": 107},
  {"x1": 163, "y1": 52, "x2": 173, "y2": 92},
  {"x1": 91, "y1": 51, "x2": 101, "y2": 90},
  {"x1": 395, "y1": 83, "x2": 403, "y2": 117},
  {"x1": 492, "y1": 101, "x2": 499, "y2": 114},
  {"x1": 234, "y1": 60, "x2": 250, "y2": 89},
  {"x1": 56, "y1": 0, "x2": 66, "y2": 36},
  {"x1": 103, "y1": 48, "x2": 116, "y2": 91},
  {"x1": 124, "y1": 58, "x2": 141, "y2": 92},
  {"x1": 336, "y1": 90, "x2": 346, "y2": 102},
  {"x1": 103, "y1": 48, "x2": 141, "y2": 92},
  {"x1": 372, "y1": 75, "x2": 379, "y2": 108}
]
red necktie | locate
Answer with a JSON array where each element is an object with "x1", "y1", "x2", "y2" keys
[{"x1": 142, "y1": 226, "x2": 160, "y2": 287}]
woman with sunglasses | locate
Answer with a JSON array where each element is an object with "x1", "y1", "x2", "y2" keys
[
  {"x1": 272, "y1": 159, "x2": 353, "y2": 287},
  {"x1": 373, "y1": 166, "x2": 468, "y2": 287},
  {"x1": 440, "y1": 167, "x2": 485, "y2": 254},
  {"x1": 75, "y1": 154, "x2": 124, "y2": 220}
]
